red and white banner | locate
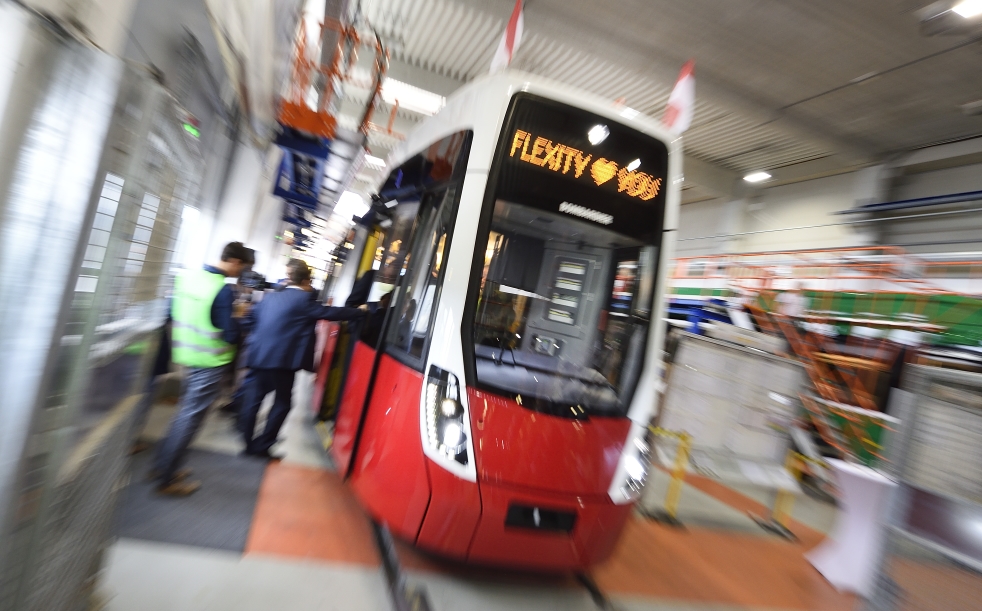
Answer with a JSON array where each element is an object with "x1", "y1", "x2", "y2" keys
[
  {"x1": 490, "y1": 0, "x2": 524, "y2": 73},
  {"x1": 662, "y1": 60, "x2": 695, "y2": 134}
]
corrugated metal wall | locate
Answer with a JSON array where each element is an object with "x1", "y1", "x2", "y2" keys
[{"x1": 357, "y1": 0, "x2": 835, "y2": 174}]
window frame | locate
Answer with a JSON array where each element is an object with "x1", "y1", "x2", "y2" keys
[
  {"x1": 366, "y1": 128, "x2": 472, "y2": 372},
  {"x1": 383, "y1": 186, "x2": 458, "y2": 373}
]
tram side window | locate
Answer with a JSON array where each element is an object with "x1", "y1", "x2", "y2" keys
[{"x1": 386, "y1": 188, "x2": 455, "y2": 365}]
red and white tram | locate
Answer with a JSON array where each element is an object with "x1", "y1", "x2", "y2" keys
[{"x1": 329, "y1": 71, "x2": 680, "y2": 570}]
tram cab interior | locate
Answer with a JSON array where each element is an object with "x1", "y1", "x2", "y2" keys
[{"x1": 473, "y1": 200, "x2": 657, "y2": 418}]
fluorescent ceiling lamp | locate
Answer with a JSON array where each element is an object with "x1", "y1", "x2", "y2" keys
[
  {"x1": 953, "y1": 0, "x2": 982, "y2": 18},
  {"x1": 381, "y1": 78, "x2": 445, "y2": 116},
  {"x1": 743, "y1": 171, "x2": 772, "y2": 183},
  {"x1": 364, "y1": 154, "x2": 386, "y2": 169},
  {"x1": 626, "y1": 159, "x2": 641, "y2": 171},
  {"x1": 588, "y1": 124, "x2": 610, "y2": 145},
  {"x1": 333, "y1": 190, "x2": 370, "y2": 221},
  {"x1": 303, "y1": 0, "x2": 327, "y2": 49},
  {"x1": 620, "y1": 107, "x2": 640, "y2": 119}
]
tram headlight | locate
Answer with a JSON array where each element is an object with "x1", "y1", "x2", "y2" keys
[
  {"x1": 440, "y1": 398, "x2": 462, "y2": 418},
  {"x1": 616, "y1": 431, "x2": 652, "y2": 502},
  {"x1": 624, "y1": 453, "x2": 646, "y2": 481},
  {"x1": 424, "y1": 365, "x2": 468, "y2": 466},
  {"x1": 442, "y1": 421, "x2": 464, "y2": 448}
]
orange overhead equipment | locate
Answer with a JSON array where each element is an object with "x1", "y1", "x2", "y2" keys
[
  {"x1": 358, "y1": 33, "x2": 390, "y2": 136},
  {"x1": 385, "y1": 99, "x2": 399, "y2": 134},
  {"x1": 279, "y1": 20, "x2": 389, "y2": 141},
  {"x1": 670, "y1": 245, "x2": 982, "y2": 460}
]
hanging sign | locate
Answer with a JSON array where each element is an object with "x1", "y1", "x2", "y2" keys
[{"x1": 273, "y1": 131, "x2": 331, "y2": 210}]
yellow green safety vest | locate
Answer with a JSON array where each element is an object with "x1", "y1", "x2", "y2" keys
[{"x1": 171, "y1": 268, "x2": 236, "y2": 368}]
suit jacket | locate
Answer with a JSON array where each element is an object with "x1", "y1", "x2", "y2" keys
[{"x1": 246, "y1": 287, "x2": 364, "y2": 371}]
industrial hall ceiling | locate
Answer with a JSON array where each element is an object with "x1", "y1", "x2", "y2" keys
[{"x1": 334, "y1": 0, "x2": 982, "y2": 201}]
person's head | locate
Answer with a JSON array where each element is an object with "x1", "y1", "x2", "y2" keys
[
  {"x1": 218, "y1": 242, "x2": 252, "y2": 278},
  {"x1": 286, "y1": 258, "x2": 312, "y2": 287}
]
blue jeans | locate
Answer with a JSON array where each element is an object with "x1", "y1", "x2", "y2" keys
[
  {"x1": 153, "y1": 365, "x2": 227, "y2": 483},
  {"x1": 240, "y1": 368, "x2": 295, "y2": 454}
]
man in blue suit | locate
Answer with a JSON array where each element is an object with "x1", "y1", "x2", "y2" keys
[{"x1": 239, "y1": 259, "x2": 366, "y2": 458}]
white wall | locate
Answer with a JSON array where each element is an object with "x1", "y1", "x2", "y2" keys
[
  {"x1": 895, "y1": 162, "x2": 982, "y2": 200},
  {"x1": 675, "y1": 197, "x2": 728, "y2": 257},
  {"x1": 675, "y1": 171, "x2": 872, "y2": 257},
  {"x1": 674, "y1": 156, "x2": 982, "y2": 259},
  {"x1": 186, "y1": 142, "x2": 290, "y2": 278},
  {"x1": 739, "y1": 172, "x2": 863, "y2": 253},
  {"x1": 198, "y1": 144, "x2": 285, "y2": 272},
  {"x1": 880, "y1": 162, "x2": 982, "y2": 253}
]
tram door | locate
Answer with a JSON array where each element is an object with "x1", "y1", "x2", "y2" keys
[{"x1": 331, "y1": 186, "x2": 457, "y2": 483}]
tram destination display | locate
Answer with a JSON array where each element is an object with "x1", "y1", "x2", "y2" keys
[{"x1": 495, "y1": 93, "x2": 669, "y2": 244}]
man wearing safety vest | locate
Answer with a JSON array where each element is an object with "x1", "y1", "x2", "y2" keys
[{"x1": 151, "y1": 242, "x2": 253, "y2": 495}]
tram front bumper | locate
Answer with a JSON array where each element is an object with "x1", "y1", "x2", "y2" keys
[{"x1": 464, "y1": 481, "x2": 633, "y2": 571}]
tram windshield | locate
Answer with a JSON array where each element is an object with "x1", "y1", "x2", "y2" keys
[
  {"x1": 472, "y1": 202, "x2": 658, "y2": 416},
  {"x1": 467, "y1": 93, "x2": 668, "y2": 417}
]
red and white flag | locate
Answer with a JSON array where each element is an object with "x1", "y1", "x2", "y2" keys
[
  {"x1": 490, "y1": 0, "x2": 524, "y2": 73},
  {"x1": 662, "y1": 60, "x2": 695, "y2": 134}
]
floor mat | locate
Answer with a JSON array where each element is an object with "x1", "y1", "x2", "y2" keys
[{"x1": 114, "y1": 449, "x2": 267, "y2": 552}]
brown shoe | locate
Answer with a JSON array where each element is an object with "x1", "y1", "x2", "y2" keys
[
  {"x1": 145, "y1": 467, "x2": 192, "y2": 483},
  {"x1": 156, "y1": 479, "x2": 201, "y2": 496},
  {"x1": 129, "y1": 440, "x2": 153, "y2": 455}
]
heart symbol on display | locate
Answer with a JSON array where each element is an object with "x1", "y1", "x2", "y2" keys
[{"x1": 590, "y1": 158, "x2": 618, "y2": 185}]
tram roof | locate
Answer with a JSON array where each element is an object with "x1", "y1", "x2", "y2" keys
[{"x1": 386, "y1": 70, "x2": 681, "y2": 176}]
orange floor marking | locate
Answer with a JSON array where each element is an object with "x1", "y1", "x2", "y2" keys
[
  {"x1": 245, "y1": 462, "x2": 379, "y2": 566},
  {"x1": 593, "y1": 517, "x2": 855, "y2": 610}
]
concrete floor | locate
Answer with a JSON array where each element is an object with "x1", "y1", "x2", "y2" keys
[
  {"x1": 640, "y1": 468, "x2": 838, "y2": 536},
  {"x1": 96, "y1": 372, "x2": 850, "y2": 611}
]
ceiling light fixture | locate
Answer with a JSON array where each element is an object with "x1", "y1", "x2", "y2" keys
[
  {"x1": 333, "y1": 191, "x2": 370, "y2": 221},
  {"x1": 743, "y1": 171, "x2": 772, "y2": 183},
  {"x1": 620, "y1": 107, "x2": 640, "y2": 119},
  {"x1": 380, "y1": 78, "x2": 446, "y2": 116},
  {"x1": 953, "y1": 0, "x2": 982, "y2": 18},
  {"x1": 626, "y1": 159, "x2": 641, "y2": 171},
  {"x1": 364, "y1": 154, "x2": 386, "y2": 169},
  {"x1": 588, "y1": 124, "x2": 610, "y2": 145}
]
